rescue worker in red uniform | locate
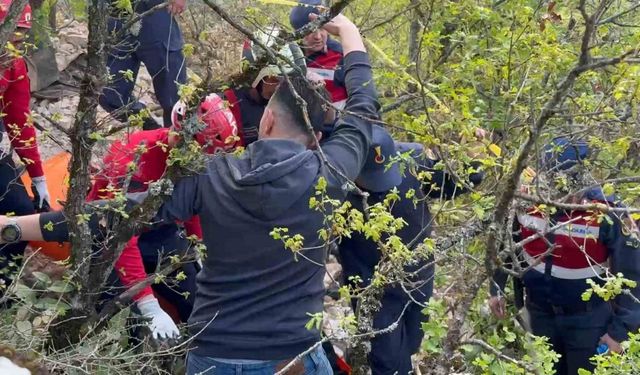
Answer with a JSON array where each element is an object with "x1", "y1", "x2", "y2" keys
[
  {"x1": 489, "y1": 138, "x2": 640, "y2": 375},
  {"x1": 0, "y1": 0, "x2": 50, "y2": 290},
  {"x1": 88, "y1": 93, "x2": 239, "y2": 338},
  {"x1": 290, "y1": 0, "x2": 347, "y2": 112}
]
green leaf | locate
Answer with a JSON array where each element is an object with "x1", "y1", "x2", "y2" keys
[
  {"x1": 47, "y1": 281, "x2": 74, "y2": 293},
  {"x1": 603, "y1": 183, "x2": 615, "y2": 197},
  {"x1": 32, "y1": 271, "x2": 52, "y2": 285},
  {"x1": 43, "y1": 221, "x2": 54, "y2": 232},
  {"x1": 16, "y1": 320, "x2": 31, "y2": 334}
]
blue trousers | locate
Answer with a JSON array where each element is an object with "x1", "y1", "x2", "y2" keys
[
  {"x1": 367, "y1": 289, "x2": 430, "y2": 375},
  {"x1": 527, "y1": 301, "x2": 611, "y2": 375},
  {"x1": 100, "y1": 19, "x2": 187, "y2": 127},
  {"x1": 0, "y1": 157, "x2": 35, "y2": 291},
  {"x1": 186, "y1": 345, "x2": 333, "y2": 375}
]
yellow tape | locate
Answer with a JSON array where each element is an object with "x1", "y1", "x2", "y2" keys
[
  {"x1": 363, "y1": 38, "x2": 445, "y2": 109},
  {"x1": 257, "y1": 0, "x2": 306, "y2": 6}
]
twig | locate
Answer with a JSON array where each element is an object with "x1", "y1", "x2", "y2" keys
[
  {"x1": 274, "y1": 302, "x2": 411, "y2": 375},
  {"x1": 598, "y1": 2, "x2": 640, "y2": 25},
  {"x1": 285, "y1": 0, "x2": 353, "y2": 42},
  {"x1": 515, "y1": 191, "x2": 640, "y2": 214},
  {"x1": 360, "y1": 2, "x2": 422, "y2": 33},
  {"x1": 461, "y1": 338, "x2": 536, "y2": 372},
  {"x1": 380, "y1": 94, "x2": 419, "y2": 113}
]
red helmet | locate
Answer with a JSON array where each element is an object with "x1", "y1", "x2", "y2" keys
[
  {"x1": 171, "y1": 93, "x2": 238, "y2": 153},
  {"x1": 0, "y1": 0, "x2": 32, "y2": 29}
]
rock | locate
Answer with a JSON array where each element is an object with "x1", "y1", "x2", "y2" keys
[
  {"x1": 25, "y1": 40, "x2": 59, "y2": 92},
  {"x1": 64, "y1": 33, "x2": 88, "y2": 48}
]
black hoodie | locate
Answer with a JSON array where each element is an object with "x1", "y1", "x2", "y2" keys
[{"x1": 38, "y1": 51, "x2": 378, "y2": 359}]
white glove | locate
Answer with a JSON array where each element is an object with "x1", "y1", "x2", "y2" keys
[
  {"x1": 137, "y1": 295, "x2": 180, "y2": 340},
  {"x1": 31, "y1": 176, "x2": 50, "y2": 209}
]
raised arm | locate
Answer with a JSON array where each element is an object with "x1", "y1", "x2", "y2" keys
[{"x1": 316, "y1": 14, "x2": 380, "y2": 181}]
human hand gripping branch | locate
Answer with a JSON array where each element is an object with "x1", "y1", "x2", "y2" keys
[{"x1": 308, "y1": 13, "x2": 365, "y2": 54}]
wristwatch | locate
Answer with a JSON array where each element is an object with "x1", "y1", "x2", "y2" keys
[{"x1": 1, "y1": 219, "x2": 22, "y2": 243}]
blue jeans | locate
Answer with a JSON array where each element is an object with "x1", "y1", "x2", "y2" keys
[{"x1": 187, "y1": 346, "x2": 333, "y2": 375}]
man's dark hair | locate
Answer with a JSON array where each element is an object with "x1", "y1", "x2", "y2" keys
[{"x1": 269, "y1": 75, "x2": 331, "y2": 137}]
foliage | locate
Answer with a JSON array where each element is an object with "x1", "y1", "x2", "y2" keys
[
  {"x1": 586, "y1": 331, "x2": 640, "y2": 375},
  {"x1": 0, "y1": 0, "x2": 639, "y2": 373}
]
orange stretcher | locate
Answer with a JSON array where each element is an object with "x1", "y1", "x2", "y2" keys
[
  {"x1": 21, "y1": 152, "x2": 183, "y2": 322},
  {"x1": 21, "y1": 151, "x2": 72, "y2": 260}
]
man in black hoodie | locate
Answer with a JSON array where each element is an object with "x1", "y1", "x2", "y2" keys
[{"x1": 0, "y1": 14, "x2": 378, "y2": 375}]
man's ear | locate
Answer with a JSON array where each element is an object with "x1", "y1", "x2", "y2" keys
[{"x1": 259, "y1": 107, "x2": 275, "y2": 138}]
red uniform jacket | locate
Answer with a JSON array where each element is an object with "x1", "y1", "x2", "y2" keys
[
  {"x1": 88, "y1": 128, "x2": 202, "y2": 301},
  {"x1": 0, "y1": 57, "x2": 44, "y2": 177},
  {"x1": 306, "y1": 39, "x2": 347, "y2": 109}
]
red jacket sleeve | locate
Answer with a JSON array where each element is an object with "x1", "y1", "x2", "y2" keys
[
  {"x1": 89, "y1": 150, "x2": 153, "y2": 302},
  {"x1": 183, "y1": 215, "x2": 203, "y2": 239},
  {"x1": 2, "y1": 58, "x2": 44, "y2": 178},
  {"x1": 114, "y1": 236, "x2": 154, "y2": 302}
]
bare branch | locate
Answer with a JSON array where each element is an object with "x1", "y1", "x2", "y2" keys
[
  {"x1": 515, "y1": 191, "x2": 640, "y2": 214},
  {"x1": 275, "y1": 302, "x2": 410, "y2": 375},
  {"x1": 0, "y1": 0, "x2": 29, "y2": 48},
  {"x1": 462, "y1": 338, "x2": 536, "y2": 372},
  {"x1": 598, "y1": 2, "x2": 640, "y2": 25}
]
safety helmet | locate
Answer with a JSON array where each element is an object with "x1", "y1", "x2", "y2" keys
[
  {"x1": 0, "y1": 0, "x2": 32, "y2": 29},
  {"x1": 171, "y1": 93, "x2": 239, "y2": 153},
  {"x1": 242, "y1": 26, "x2": 306, "y2": 88},
  {"x1": 542, "y1": 137, "x2": 590, "y2": 172}
]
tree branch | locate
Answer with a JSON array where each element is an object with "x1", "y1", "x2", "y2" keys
[
  {"x1": 597, "y1": 2, "x2": 640, "y2": 25},
  {"x1": 0, "y1": 0, "x2": 29, "y2": 49},
  {"x1": 274, "y1": 302, "x2": 410, "y2": 375},
  {"x1": 515, "y1": 191, "x2": 640, "y2": 214},
  {"x1": 461, "y1": 338, "x2": 536, "y2": 372}
]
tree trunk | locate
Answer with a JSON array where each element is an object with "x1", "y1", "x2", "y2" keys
[{"x1": 49, "y1": 0, "x2": 109, "y2": 348}]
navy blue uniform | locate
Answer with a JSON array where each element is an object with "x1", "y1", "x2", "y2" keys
[
  {"x1": 100, "y1": 0, "x2": 187, "y2": 127},
  {"x1": 0, "y1": 157, "x2": 35, "y2": 293},
  {"x1": 492, "y1": 189, "x2": 640, "y2": 375},
  {"x1": 340, "y1": 142, "x2": 482, "y2": 375}
]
